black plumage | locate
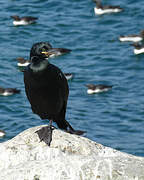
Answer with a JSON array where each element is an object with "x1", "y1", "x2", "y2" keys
[{"x1": 24, "y1": 42, "x2": 84, "y2": 146}]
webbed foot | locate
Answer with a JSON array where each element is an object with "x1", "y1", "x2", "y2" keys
[{"x1": 35, "y1": 125, "x2": 55, "y2": 146}]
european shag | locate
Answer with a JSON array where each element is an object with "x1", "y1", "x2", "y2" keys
[{"x1": 24, "y1": 42, "x2": 84, "y2": 146}]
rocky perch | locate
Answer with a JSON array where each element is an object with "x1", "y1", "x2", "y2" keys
[{"x1": 0, "y1": 125, "x2": 144, "y2": 180}]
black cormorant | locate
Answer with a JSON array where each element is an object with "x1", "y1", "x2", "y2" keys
[{"x1": 24, "y1": 42, "x2": 84, "y2": 146}]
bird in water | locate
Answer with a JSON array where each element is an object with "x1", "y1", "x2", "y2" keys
[
  {"x1": 93, "y1": 0, "x2": 123, "y2": 15},
  {"x1": 24, "y1": 42, "x2": 84, "y2": 146},
  {"x1": 131, "y1": 43, "x2": 144, "y2": 55},
  {"x1": 11, "y1": 15, "x2": 38, "y2": 26},
  {"x1": 119, "y1": 30, "x2": 144, "y2": 42},
  {"x1": 85, "y1": 84, "x2": 113, "y2": 94},
  {"x1": 63, "y1": 73, "x2": 73, "y2": 80},
  {"x1": 16, "y1": 57, "x2": 30, "y2": 67},
  {"x1": 0, "y1": 87, "x2": 20, "y2": 96},
  {"x1": 0, "y1": 129, "x2": 6, "y2": 137}
]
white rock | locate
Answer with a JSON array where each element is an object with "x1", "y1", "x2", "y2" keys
[{"x1": 0, "y1": 125, "x2": 144, "y2": 180}]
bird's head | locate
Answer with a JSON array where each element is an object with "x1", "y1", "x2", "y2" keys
[
  {"x1": 85, "y1": 84, "x2": 96, "y2": 90},
  {"x1": 10, "y1": 15, "x2": 20, "y2": 20},
  {"x1": 30, "y1": 42, "x2": 52, "y2": 59},
  {"x1": 29, "y1": 42, "x2": 53, "y2": 72}
]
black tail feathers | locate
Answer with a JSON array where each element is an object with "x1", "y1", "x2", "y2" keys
[{"x1": 56, "y1": 119, "x2": 85, "y2": 135}]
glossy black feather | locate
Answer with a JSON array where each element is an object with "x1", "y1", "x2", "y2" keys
[{"x1": 24, "y1": 42, "x2": 84, "y2": 145}]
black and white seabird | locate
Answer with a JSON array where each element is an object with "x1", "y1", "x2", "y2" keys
[
  {"x1": 11, "y1": 15, "x2": 38, "y2": 26},
  {"x1": 85, "y1": 84, "x2": 112, "y2": 94},
  {"x1": 24, "y1": 42, "x2": 84, "y2": 146},
  {"x1": 93, "y1": 0, "x2": 123, "y2": 15},
  {"x1": 64, "y1": 73, "x2": 73, "y2": 80},
  {"x1": 0, "y1": 87, "x2": 21, "y2": 96},
  {"x1": 16, "y1": 57, "x2": 30, "y2": 67},
  {"x1": 131, "y1": 43, "x2": 144, "y2": 55},
  {"x1": 0, "y1": 130, "x2": 6, "y2": 137},
  {"x1": 119, "y1": 30, "x2": 144, "y2": 42}
]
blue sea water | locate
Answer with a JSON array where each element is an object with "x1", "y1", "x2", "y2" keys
[{"x1": 0, "y1": 0, "x2": 144, "y2": 157}]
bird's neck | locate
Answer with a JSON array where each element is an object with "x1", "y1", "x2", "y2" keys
[{"x1": 30, "y1": 59, "x2": 50, "y2": 73}]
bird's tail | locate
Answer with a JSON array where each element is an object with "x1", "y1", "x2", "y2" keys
[
  {"x1": 56, "y1": 119, "x2": 85, "y2": 135},
  {"x1": 13, "y1": 88, "x2": 21, "y2": 94}
]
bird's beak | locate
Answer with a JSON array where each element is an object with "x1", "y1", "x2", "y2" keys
[
  {"x1": 41, "y1": 51, "x2": 52, "y2": 57},
  {"x1": 42, "y1": 49, "x2": 62, "y2": 57}
]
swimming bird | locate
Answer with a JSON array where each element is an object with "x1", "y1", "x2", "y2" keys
[
  {"x1": 16, "y1": 57, "x2": 30, "y2": 67},
  {"x1": 131, "y1": 43, "x2": 144, "y2": 55},
  {"x1": 11, "y1": 15, "x2": 38, "y2": 26},
  {"x1": 85, "y1": 84, "x2": 112, "y2": 94},
  {"x1": 93, "y1": 0, "x2": 123, "y2": 15},
  {"x1": 119, "y1": 30, "x2": 144, "y2": 42},
  {"x1": 64, "y1": 73, "x2": 73, "y2": 80},
  {"x1": 0, "y1": 130, "x2": 5, "y2": 137},
  {"x1": 24, "y1": 42, "x2": 84, "y2": 146},
  {"x1": 0, "y1": 87, "x2": 21, "y2": 96}
]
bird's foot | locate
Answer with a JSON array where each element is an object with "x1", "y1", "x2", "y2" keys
[{"x1": 35, "y1": 126, "x2": 55, "y2": 146}]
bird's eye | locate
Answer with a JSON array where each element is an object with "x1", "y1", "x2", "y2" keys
[
  {"x1": 41, "y1": 46, "x2": 48, "y2": 52},
  {"x1": 41, "y1": 48, "x2": 46, "y2": 52}
]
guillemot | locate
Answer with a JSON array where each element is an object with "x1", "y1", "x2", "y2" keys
[
  {"x1": 0, "y1": 130, "x2": 5, "y2": 137},
  {"x1": 16, "y1": 57, "x2": 30, "y2": 67},
  {"x1": 119, "y1": 30, "x2": 144, "y2": 42},
  {"x1": 64, "y1": 73, "x2": 73, "y2": 80},
  {"x1": 11, "y1": 15, "x2": 38, "y2": 26},
  {"x1": 0, "y1": 87, "x2": 21, "y2": 96},
  {"x1": 93, "y1": 0, "x2": 123, "y2": 15},
  {"x1": 85, "y1": 84, "x2": 113, "y2": 94},
  {"x1": 131, "y1": 43, "x2": 144, "y2": 55}
]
